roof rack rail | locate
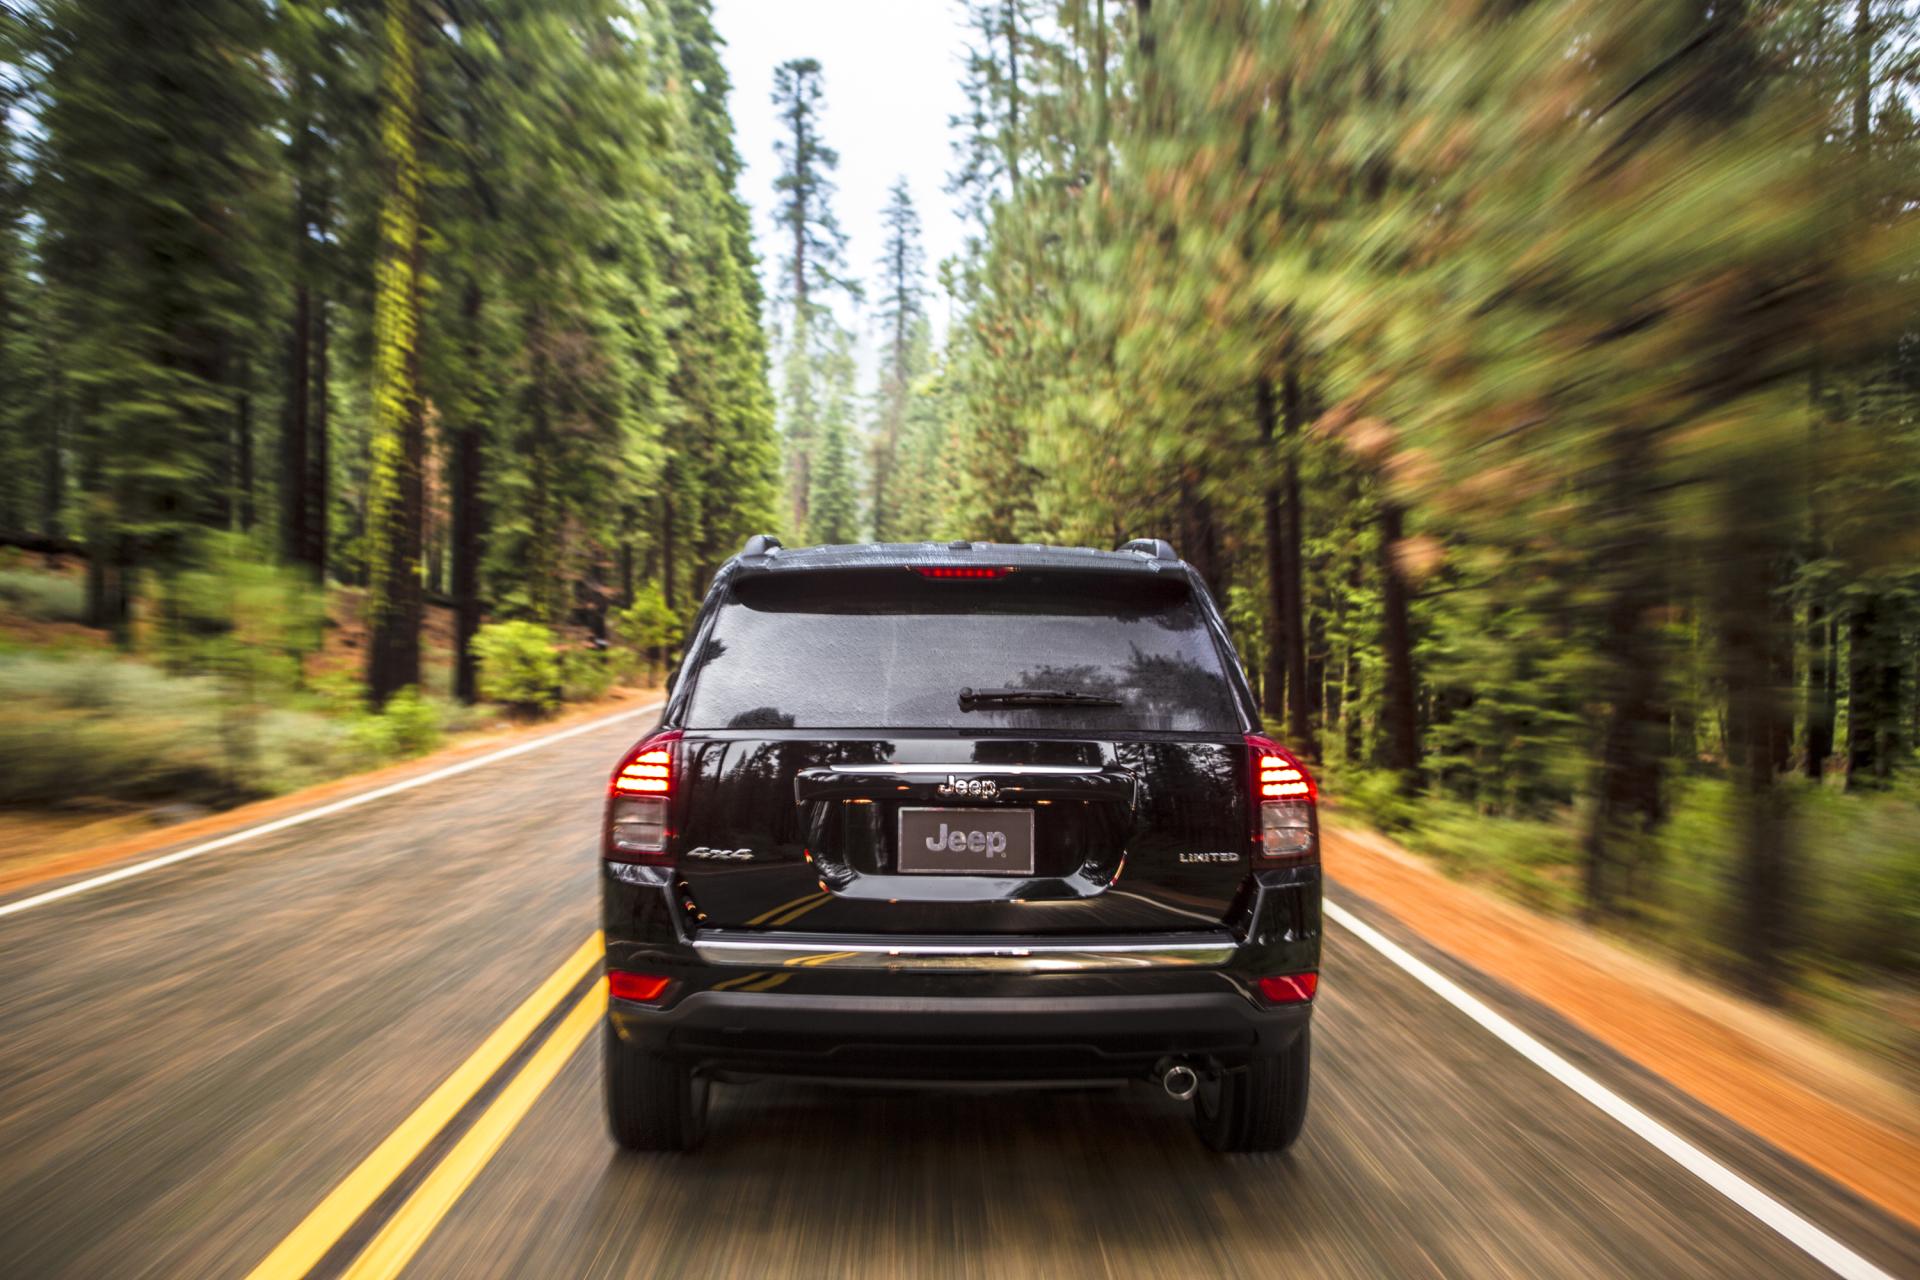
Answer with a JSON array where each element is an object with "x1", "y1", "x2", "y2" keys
[
  {"x1": 740, "y1": 533, "x2": 783, "y2": 557},
  {"x1": 1117, "y1": 538, "x2": 1177, "y2": 561}
]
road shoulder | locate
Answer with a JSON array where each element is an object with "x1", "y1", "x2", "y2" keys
[
  {"x1": 1323, "y1": 822, "x2": 1920, "y2": 1229},
  {"x1": 0, "y1": 688, "x2": 663, "y2": 902}
]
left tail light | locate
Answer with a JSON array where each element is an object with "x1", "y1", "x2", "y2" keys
[
  {"x1": 605, "y1": 730, "x2": 682, "y2": 863},
  {"x1": 1245, "y1": 734, "x2": 1317, "y2": 862}
]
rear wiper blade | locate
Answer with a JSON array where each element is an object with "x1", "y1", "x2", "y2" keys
[{"x1": 958, "y1": 686, "x2": 1123, "y2": 709}]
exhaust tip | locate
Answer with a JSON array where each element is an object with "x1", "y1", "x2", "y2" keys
[{"x1": 1162, "y1": 1064, "x2": 1198, "y2": 1101}]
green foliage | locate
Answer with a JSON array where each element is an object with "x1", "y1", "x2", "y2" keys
[
  {"x1": 471, "y1": 620, "x2": 560, "y2": 714},
  {"x1": 805, "y1": 330, "x2": 863, "y2": 545},
  {"x1": 0, "y1": 651, "x2": 342, "y2": 804},
  {"x1": 615, "y1": 583, "x2": 685, "y2": 655},
  {"x1": 347, "y1": 685, "x2": 440, "y2": 760},
  {"x1": 33, "y1": 0, "x2": 275, "y2": 584},
  {"x1": 918, "y1": 0, "x2": 1920, "y2": 1011},
  {"x1": 0, "y1": 569, "x2": 87, "y2": 623},
  {"x1": 1338, "y1": 769, "x2": 1920, "y2": 989},
  {"x1": 158, "y1": 532, "x2": 326, "y2": 687},
  {"x1": 559, "y1": 648, "x2": 615, "y2": 703}
]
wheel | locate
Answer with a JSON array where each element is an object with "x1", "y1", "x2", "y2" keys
[
  {"x1": 603, "y1": 1021, "x2": 708, "y2": 1151},
  {"x1": 1192, "y1": 1024, "x2": 1311, "y2": 1153}
]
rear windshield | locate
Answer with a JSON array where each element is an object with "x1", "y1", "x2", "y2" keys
[{"x1": 681, "y1": 569, "x2": 1242, "y2": 733}]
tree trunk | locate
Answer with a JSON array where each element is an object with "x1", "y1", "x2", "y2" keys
[
  {"x1": 236, "y1": 372, "x2": 254, "y2": 532},
  {"x1": 1717, "y1": 485, "x2": 1795, "y2": 1004},
  {"x1": 308, "y1": 297, "x2": 331, "y2": 580},
  {"x1": 41, "y1": 361, "x2": 63, "y2": 540},
  {"x1": 1280, "y1": 365, "x2": 1315, "y2": 756},
  {"x1": 1376, "y1": 500, "x2": 1419, "y2": 785},
  {"x1": 1177, "y1": 477, "x2": 1222, "y2": 601},
  {"x1": 1805, "y1": 595, "x2": 1833, "y2": 778},
  {"x1": 1256, "y1": 376, "x2": 1285, "y2": 721},
  {"x1": 1845, "y1": 597, "x2": 1906, "y2": 786},
  {"x1": 283, "y1": 283, "x2": 311, "y2": 565},
  {"x1": 1002, "y1": 0, "x2": 1022, "y2": 195},
  {"x1": 365, "y1": 0, "x2": 425, "y2": 704},
  {"x1": 662, "y1": 475, "x2": 678, "y2": 613},
  {"x1": 451, "y1": 280, "x2": 483, "y2": 705}
]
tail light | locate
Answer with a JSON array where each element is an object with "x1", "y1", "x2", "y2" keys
[
  {"x1": 605, "y1": 730, "x2": 682, "y2": 863},
  {"x1": 1245, "y1": 734, "x2": 1317, "y2": 862}
]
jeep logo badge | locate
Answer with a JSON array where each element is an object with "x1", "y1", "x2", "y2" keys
[
  {"x1": 924, "y1": 822, "x2": 1010, "y2": 858},
  {"x1": 936, "y1": 775, "x2": 999, "y2": 799}
]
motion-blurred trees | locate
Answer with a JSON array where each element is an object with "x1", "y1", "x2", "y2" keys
[
  {"x1": 6, "y1": 0, "x2": 776, "y2": 704},
  {"x1": 4, "y1": 0, "x2": 1915, "y2": 1002},
  {"x1": 917, "y1": 0, "x2": 1920, "y2": 1000}
]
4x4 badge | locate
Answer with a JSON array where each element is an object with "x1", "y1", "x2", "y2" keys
[
  {"x1": 936, "y1": 776, "x2": 999, "y2": 799},
  {"x1": 685, "y1": 847, "x2": 755, "y2": 861}
]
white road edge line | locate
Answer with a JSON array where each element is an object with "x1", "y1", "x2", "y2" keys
[
  {"x1": 0, "y1": 700, "x2": 664, "y2": 922},
  {"x1": 1323, "y1": 899, "x2": 1893, "y2": 1280}
]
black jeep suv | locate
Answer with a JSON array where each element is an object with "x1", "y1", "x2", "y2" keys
[{"x1": 600, "y1": 537, "x2": 1321, "y2": 1152}]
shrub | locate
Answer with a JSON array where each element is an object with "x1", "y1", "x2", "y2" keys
[
  {"x1": 349, "y1": 686, "x2": 442, "y2": 761},
  {"x1": 0, "y1": 568, "x2": 88, "y2": 623},
  {"x1": 158, "y1": 532, "x2": 325, "y2": 689},
  {"x1": 614, "y1": 584, "x2": 684, "y2": 682},
  {"x1": 559, "y1": 647, "x2": 616, "y2": 702},
  {"x1": 471, "y1": 620, "x2": 560, "y2": 714},
  {"x1": 0, "y1": 651, "x2": 314, "y2": 806}
]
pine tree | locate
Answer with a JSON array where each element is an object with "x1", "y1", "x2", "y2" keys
[
  {"x1": 660, "y1": 0, "x2": 779, "y2": 596},
  {"x1": 363, "y1": 0, "x2": 426, "y2": 701},
  {"x1": 0, "y1": 52, "x2": 31, "y2": 535},
  {"x1": 806, "y1": 329, "x2": 862, "y2": 546},
  {"x1": 34, "y1": 0, "x2": 275, "y2": 635},
  {"x1": 949, "y1": 0, "x2": 1037, "y2": 221},
  {"x1": 770, "y1": 57, "x2": 856, "y2": 535},
  {"x1": 870, "y1": 179, "x2": 928, "y2": 541}
]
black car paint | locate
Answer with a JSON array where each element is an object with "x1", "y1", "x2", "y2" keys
[{"x1": 600, "y1": 542, "x2": 1321, "y2": 1081}]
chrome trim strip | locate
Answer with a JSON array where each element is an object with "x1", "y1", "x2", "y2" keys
[
  {"x1": 823, "y1": 763, "x2": 1103, "y2": 776},
  {"x1": 691, "y1": 934, "x2": 1235, "y2": 972}
]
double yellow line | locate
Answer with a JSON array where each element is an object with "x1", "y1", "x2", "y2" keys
[{"x1": 246, "y1": 932, "x2": 607, "y2": 1280}]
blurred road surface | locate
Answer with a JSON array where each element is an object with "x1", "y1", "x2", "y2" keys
[{"x1": 0, "y1": 709, "x2": 1914, "y2": 1279}]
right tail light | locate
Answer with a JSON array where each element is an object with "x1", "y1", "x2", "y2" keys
[{"x1": 1245, "y1": 734, "x2": 1317, "y2": 862}]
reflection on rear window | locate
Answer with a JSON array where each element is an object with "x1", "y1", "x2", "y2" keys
[{"x1": 682, "y1": 570, "x2": 1240, "y2": 732}]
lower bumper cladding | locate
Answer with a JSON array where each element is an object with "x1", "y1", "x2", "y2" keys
[{"x1": 608, "y1": 989, "x2": 1313, "y2": 1081}]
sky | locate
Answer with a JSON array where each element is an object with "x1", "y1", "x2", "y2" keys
[{"x1": 709, "y1": 0, "x2": 977, "y2": 352}]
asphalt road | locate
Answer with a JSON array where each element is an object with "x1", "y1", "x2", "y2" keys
[{"x1": 0, "y1": 707, "x2": 1914, "y2": 1280}]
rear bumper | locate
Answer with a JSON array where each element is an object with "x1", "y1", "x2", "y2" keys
[
  {"x1": 600, "y1": 860, "x2": 1320, "y2": 1082},
  {"x1": 608, "y1": 989, "x2": 1312, "y2": 1081}
]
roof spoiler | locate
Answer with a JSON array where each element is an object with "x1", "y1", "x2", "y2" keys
[
  {"x1": 1117, "y1": 538, "x2": 1177, "y2": 561},
  {"x1": 740, "y1": 534, "x2": 783, "y2": 557}
]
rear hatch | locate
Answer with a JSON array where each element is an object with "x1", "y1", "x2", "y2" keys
[{"x1": 670, "y1": 565, "x2": 1256, "y2": 935}]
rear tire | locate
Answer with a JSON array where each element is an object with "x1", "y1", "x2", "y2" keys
[
  {"x1": 1193, "y1": 1024, "x2": 1311, "y2": 1153},
  {"x1": 604, "y1": 1022, "x2": 708, "y2": 1152}
]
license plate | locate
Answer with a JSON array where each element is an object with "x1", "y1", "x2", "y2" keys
[{"x1": 897, "y1": 807, "x2": 1035, "y2": 875}]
